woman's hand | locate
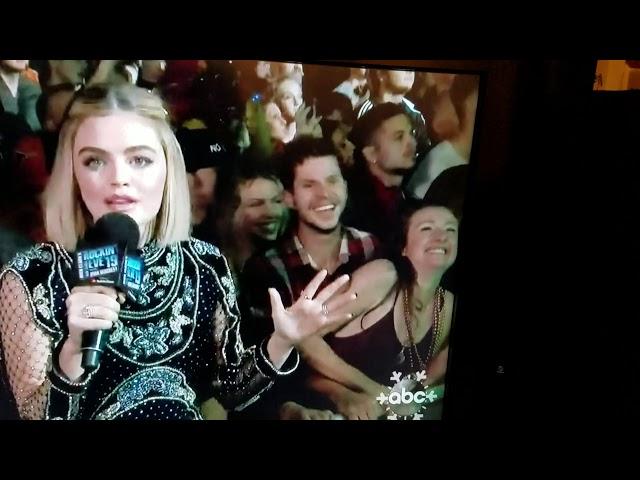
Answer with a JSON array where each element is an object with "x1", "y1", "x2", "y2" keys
[
  {"x1": 65, "y1": 285, "x2": 121, "y2": 351},
  {"x1": 60, "y1": 285, "x2": 122, "y2": 380}
]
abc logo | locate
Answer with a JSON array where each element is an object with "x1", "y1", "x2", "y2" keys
[
  {"x1": 388, "y1": 388, "x2": 429, "y2": 405},
  {"x1": 387, "y1": 377, "x2": 426, "y2": 416}
]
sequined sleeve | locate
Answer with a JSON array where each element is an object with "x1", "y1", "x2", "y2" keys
[{"x1": 189, "y1": 239, "x2": 299, "y2": 411}]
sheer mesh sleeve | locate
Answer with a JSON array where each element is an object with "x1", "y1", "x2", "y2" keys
[
  {"x1": 192, "y1": 241, "x2": 299, "y2": 411},
  {"x1": 0, "y1": 270, "x2": 52, "y2": 419}
]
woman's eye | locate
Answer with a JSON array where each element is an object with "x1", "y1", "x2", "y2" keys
[
  {"x1": 83, "y1": 156, "x2": 104, "y2": 169},
  {"x1": 131, "y1": 156, "x2": 153, "y2": 167}
]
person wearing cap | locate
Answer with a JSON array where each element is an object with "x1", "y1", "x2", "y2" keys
[
  {"x1": 175, "y1": 126, "x2": 231, "y2": 243},
  {"x1": 344, "y1": 102, "x2": 418, "y2": 247}
]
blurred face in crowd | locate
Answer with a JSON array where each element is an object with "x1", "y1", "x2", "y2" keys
[
  {"x1": 287, "y1": 155, "x2": 347, "y2": 234},
  {"x1": 403, "y1": 206, "x2": 459, "y2": 276},
  {"x1": 351, "y1": 68, "x2": 369, "y2": 96},
  {"x1": 265, "y1": 101, "x2": 293, "y2": 143},
  {"x1": 1, "y1": 60, "x2": 29, "y2": 72},
  {"x1": 233, "y1": 177, "x2": 286, "y2": 241},
  {"x1": 256, "y1": 61, "x2": 272, "y2": 80},
  {"x1": 48, "y1": 60, "x2": 88, "y2": 86},
  {"x1": 271, "y1": 62, "x2": 304, "y2": 84},
  {"x1": 141, "y1": 60, "x2": 166, "y2": 83},
  {"x1": 187, "y1": 167, "x2": 217, "y2": 225},
  {"x1": 72, "y1": 112, "x2": 167, "y2": 232},
  {"x1": 330, "y1": 124, "x2": 355, "y2": 168},
  {"x1": 45, "y1": 88, "x2": 77, "y2": 132},
  {"x1": 366, "y1": 113, "x2": 417, "y2": 174},
  {"x1": 121, "y1": 61, "x2": 141, "y2": 85},
  {"x1": 351, "y1": 68, "x2": 367, "y2": 79},
  {"x1": 275, "y1": 78, "x2": 303, "y2": 122},
  {"x1": 384, "y1": 70, "x2": 415, "y2": 95}
]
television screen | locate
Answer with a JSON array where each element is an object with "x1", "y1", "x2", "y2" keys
[{"x1": 0, "y1": 59, "x2": 484, "y2": 421}]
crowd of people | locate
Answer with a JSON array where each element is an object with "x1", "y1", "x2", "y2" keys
[{"x1": 0, "y1": 60, "x2": 479, "y2": 420}]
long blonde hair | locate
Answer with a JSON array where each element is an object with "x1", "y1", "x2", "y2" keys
[{"x1": 42, "y1": 84, "x2": 191, "y2": 250}]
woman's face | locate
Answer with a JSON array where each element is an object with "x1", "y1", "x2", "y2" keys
[
  {"x1": 73, "y1": 112, "x2": 167, "y2": 233},
  {"x1": 264, "y1": 102, "x2": 291, "y2": 142},
  {"x1": 275, "y1": 79, "x2": 303, "y2": 122},
  {"x1": 233, "y1": 177, "x2": 286, "y2": 241},
  {"x1": 403, "y1": 206, "x2": 458, "y2": 275}
]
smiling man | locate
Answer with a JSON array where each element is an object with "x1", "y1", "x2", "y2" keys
[{"x1": 240, "y1": 136, "x2": 383, "y2": 344}]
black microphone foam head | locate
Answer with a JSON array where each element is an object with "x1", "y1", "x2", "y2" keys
[{"x1": 84, "y1": 213, "x2": 140, "y2": 250}]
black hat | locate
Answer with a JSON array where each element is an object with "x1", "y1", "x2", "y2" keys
[{"x1": 175, "y1": 127, "x2": 230, "y2": 173}]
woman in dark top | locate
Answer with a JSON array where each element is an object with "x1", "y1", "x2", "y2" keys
[
  {"x1": 302, "y1": 197, "x2": 459, "y2": 419},
  {"x1": 0, "y1": 84, "x2": 353, "y2": 420}
]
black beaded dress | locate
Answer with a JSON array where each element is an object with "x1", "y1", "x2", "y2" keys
[{"x1": 0, "y1": 238, "x2": 298, "y2": 420}]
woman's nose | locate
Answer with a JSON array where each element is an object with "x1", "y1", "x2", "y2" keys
[{"x1": 110, "y1": 159, "x2": 131, "y2": 186}]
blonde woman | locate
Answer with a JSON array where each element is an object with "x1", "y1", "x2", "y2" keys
[{"x1": 0, "y1": 84, "x2": 353, "y2": 420}]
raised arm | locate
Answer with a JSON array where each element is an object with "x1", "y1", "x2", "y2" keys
[{"x1": 208, "y1": 260, "x2": 355, "y2": 411}]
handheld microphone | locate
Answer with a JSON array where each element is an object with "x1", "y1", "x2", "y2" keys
[{"x1": 74, "y1": 213, "x2": 144, "y2": 371}]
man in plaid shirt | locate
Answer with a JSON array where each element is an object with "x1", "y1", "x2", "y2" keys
[{"x1": 240, "y1": 136, "x2": 383, "y2": 347}]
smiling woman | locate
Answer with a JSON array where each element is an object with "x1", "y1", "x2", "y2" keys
[{"x1": 300, "y1": 197, "x2": 459, "y2": 419}]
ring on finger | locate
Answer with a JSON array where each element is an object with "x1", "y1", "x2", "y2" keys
[
  {"x1": 322, "y1": 303, "x2": 329, "y2": 316},
  {"x1": 81, "y1": 305, "x2": 96, "y2": 319}
]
